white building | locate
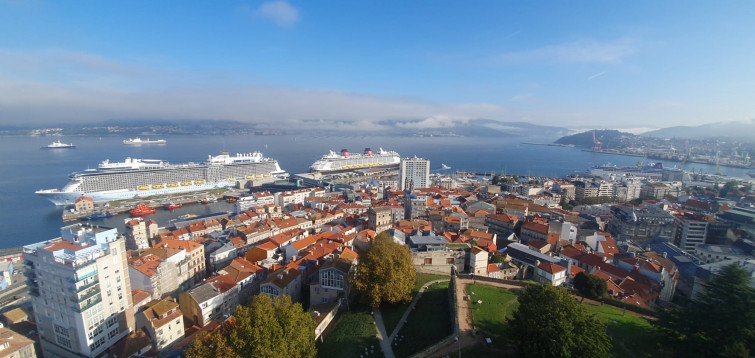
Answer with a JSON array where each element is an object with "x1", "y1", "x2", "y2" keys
[
  {"x1": 400, "y1": 157, "x2": 430, "y2": 191},
  {"x1": 23, "y1": 224, "x2": 134, "y2": 357}
]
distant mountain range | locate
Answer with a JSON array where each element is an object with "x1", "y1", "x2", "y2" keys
[
  {"x1": 374, "y1": 119, "x2": 570, "y2": 138},
  {"x1": 1, "y1": 118, "x2": 571, "y2": 138},
  {"x1": 640, "y1": 119, "x2": 755, "y2": 139}
]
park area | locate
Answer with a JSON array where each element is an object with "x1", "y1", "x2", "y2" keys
[
  {"x1": 317, "y1": 306, "x2": 380, "y2": 358},
  {"x1": 318, "y1": 273, "x2": 452, "y2": 358},
  {"x1": 466, "y1": 284, "x2": 664, "y2": 358},
  {"x1": 392, "y1": 280, "x2": 453, "y2": 357},
  {"x1": 380, "y1": 273, "x2": 449, "y2": 334}
]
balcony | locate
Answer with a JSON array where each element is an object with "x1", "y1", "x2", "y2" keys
[
  {"x1": 72, "y1": 295, "x2": 102, "y2": 313},
  {"x1": 66, "y1": 270, "x2": 98, "y2": 284},
  {"x1": 77, "y1": 287, "x2": 101, "y2": 302},
  {"x1": 68, "y1": 279, "x2": 100, "y2": 293}
]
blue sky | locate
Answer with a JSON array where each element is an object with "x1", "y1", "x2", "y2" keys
[{"x1": 1, "y1": 1, "x2": 754, "y2": 131}]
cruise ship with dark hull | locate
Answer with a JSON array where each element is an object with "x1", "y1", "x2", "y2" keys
[
  {"x1": 309, "y1": 148, "x2": 400, "y2": 173},
  {"x1": 36, "y1": 152, "x2": 288, "y2": 205}
]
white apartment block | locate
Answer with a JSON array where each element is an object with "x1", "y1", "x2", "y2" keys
[
  {"x1": 400, "y1": 157, "x2": 430, "y2": 191},
  {"x1": 23, "y1": 224, "x2": 134, "y2": 358}
]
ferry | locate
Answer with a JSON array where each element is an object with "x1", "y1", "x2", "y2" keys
[
  {"x1": 35, "y1": 151, "x2": 289, "y2": 205},
  {"x1": 42, "y1": 140, "x2": 76, "y2": 149},
  {"x1": 123, "y1": 138, "x2": 166, "y2": 145}
]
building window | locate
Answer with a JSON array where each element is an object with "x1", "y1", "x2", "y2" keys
[{"x1": 424, "y1": 258, "x2": 432, "y2": 265}]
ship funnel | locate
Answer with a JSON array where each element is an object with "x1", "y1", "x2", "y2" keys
[
  {"x1": 365, "y1": 148, "x2": 373, "y2": 156},
  {"x1": 341, "y1": 149, "x2": 350, "y2": 157}
]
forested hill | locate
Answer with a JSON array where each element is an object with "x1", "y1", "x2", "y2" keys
[{"x1": 554, "y1": 130, "x2": 636, "y2": 149}]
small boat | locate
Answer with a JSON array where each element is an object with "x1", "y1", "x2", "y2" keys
[
  {"x1": 178, "y1": 213, "x2": 197, "y2": 220},
  {"x1": 130, "y1": 203, "x2": 156, "y2": 216},
  {"x1": 201, "y1": 197, "x2": 217, "y2": 204},
  {"x1": 441, "y1": 163, "x2": 451, "y2": 170},
  {"x1": 123, "y1": 138, "x2": 166, "y2": 145},
  {"x1": 83, "y1": 212, "x2": 113, "y2": 220},
  {"x1": 165, "y1": 203, "x2": 182, "y2": 210},
  {"x1": 42, "y1": 140, "x2": 76, "y2": 149}
]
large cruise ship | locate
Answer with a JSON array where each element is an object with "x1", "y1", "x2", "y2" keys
[
  {"x1": 309, "y1": 148, "x2": 401, "y2": 173},
  {"x1": 36, "y1": 152, "x2": 288, "y2": 205}
]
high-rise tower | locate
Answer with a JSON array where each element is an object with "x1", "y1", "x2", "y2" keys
[{"x1": 23, "y1": 224, "x2": 134, "y2": 357}]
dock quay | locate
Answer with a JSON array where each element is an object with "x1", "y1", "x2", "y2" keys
[{"x1": 61, "y1": 187, "x2": 237, "y2": 221}]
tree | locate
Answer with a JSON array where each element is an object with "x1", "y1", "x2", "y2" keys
[
  {"x1": 720, "y1": 180, "x2": 740, "y2": 197},
  {"x1": 350, "y1": 232, "x2": 416, "y2": 307},
  {"x1": 573, "y1": 272, "x2": 607, "y2": 300},
  {"x1": 492, "y1": 174, "x2": 502, "y2": 185},
  {"x1": 658, "y1": 263, "x2": 755, "y2": 357},
  {"x1": 508, "y1": 284, "x2": 612, "y2": 358},
  {"x1": 185, "y1": 295, "x2": 316, "y2": 358}
]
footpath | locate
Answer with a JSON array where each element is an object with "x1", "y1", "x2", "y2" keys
[
  {"x1": 425, "y1": 278, "x2": 525, "y2": 358},
  {"x1": 373, "y1": 279, "x2": 449, "y2": 358}
]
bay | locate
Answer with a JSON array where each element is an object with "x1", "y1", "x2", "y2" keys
[{"x1": 0, "y1": 134, "x2": 748, "y2": 248}]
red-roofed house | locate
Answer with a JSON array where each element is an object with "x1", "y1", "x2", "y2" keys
[
  {"x1": 520, "y1": 221, "x2": 549, "y2": 244},
  {"x1": 535, "y1": 262, "x2": 567, "y2": 286}
]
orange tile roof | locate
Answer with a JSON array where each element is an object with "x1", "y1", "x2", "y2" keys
[
  {"x1": 42, "y1": 239, "x2": 91, "y2": 252},
  {"x1": 132, "y1": 289, "x2": 152, "y2": 304},
  {"x1": 538, "y1": 262, "x2": 566, "y2": 274},
  {"x1": 155, "y1": 239, "x2": 203, "y2": 253},
  {"x1": 230, "y1": 236, "x2": 246, "y2": 248}
]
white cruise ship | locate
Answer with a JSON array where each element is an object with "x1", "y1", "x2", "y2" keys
[
  {"x1": 36, "y1": 151, "x2": 288, "y2": 205},
  {"x1": 309, "y1": 148, "x2": 400, "y2": 173}
]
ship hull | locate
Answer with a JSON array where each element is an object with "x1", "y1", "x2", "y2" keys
[
  {"x1": 309, "y1": 163, "x2": 399, "y2": 174},
  {"x1": 36, "y1": 176, "x2": 287, "y2": 206},
  {"x1": 36, "y1": 183, "x2": 228, "y2": 205}
]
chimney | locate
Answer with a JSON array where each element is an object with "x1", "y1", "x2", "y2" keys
[{"x1": 662, "y1": 252, "x2": 668, "y2": 258}]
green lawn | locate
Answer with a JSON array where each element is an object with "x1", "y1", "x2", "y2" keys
[
  {"x1": 464, "y1": 284, "x2": 665, "y2": 358},
  {"x1": 582, "y1": 302, "x2": 666, "y2": 358},
  {"x1": 317, "y1": 307, "x2": 381, "y2": 358},
  {"x1": 381, "y1": 273, "x2": 450, "y2": 335},
  {"x1": 466, "y1": 284, "x2": 519, "y2": 349},
  {"x1": 393, "y1": 281, "x2": 453, "y2": 357}
]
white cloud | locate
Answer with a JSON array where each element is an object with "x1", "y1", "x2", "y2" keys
[
  {"x1": 0, "y1": 47, "x2": 736, "y2": 130},
  {"x1": 587, "y1": 71, "x2": 606, "y2": 80},
  {"x1": 255, "y1": 1, "x2": 299, "y2": 27},
  {"x1": 509, "y1": 93, "x2": 534, "y2": 102},
  {"x1": 395, "y1": 116, "x2": 471, "y2": 129},
  {"x1": 497, "y1": 38, "x2": 638, "y2": 64}
]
